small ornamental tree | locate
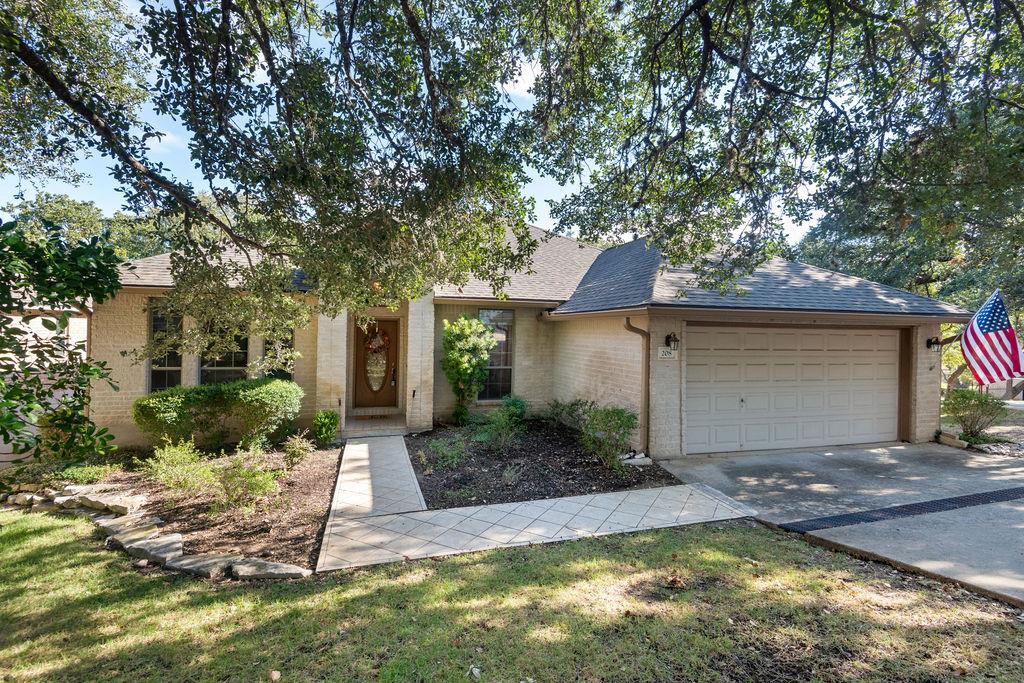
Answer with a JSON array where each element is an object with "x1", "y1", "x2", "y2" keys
[{"x1": 441, "y1": 317, "x2": 496, "y2": 425}]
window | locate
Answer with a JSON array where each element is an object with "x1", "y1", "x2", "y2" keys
[
  {"x1": 200, "y1": 336, "x2": 249, "y2": 384},
  {"x1": 149, "y1": 302, "x2": 182, "y2": 391},
  {"x1": 478, "y1": 309, "x2": 513, "y2": 401}
]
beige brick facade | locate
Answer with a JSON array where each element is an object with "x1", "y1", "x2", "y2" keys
[
  {"x1": 549, "y1": 316, "x2": 645, "y2": 449},
  {"x1": 90, "y1": 290, "x2": 332, "y2": 446},
  {"x1": 88, "y1": 288, "x2": 945, "y2": 454}
]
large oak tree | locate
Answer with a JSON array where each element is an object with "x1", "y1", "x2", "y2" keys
[{"x1": 2, "y1": 0, "x2": 1022, "y2": 363}]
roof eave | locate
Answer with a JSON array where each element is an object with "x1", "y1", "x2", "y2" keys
[{"x1": 549, "y1": 303, "x2": 972, "y2": 324}]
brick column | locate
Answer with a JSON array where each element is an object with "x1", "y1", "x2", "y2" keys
[
  {"x1": 404, "y1": 296, "x2": 435, "y2": 431},
  {"x1": 315, "y1": 313, "x2": 347, "y2": 434},
  {"x1": 909, "y1": 322, "x2": 942, "y2": 442},
  {"x1": 646, "y1": 316, "x2": 686, "y2": 459}
]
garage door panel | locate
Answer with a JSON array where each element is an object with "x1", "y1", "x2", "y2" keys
[
  {"x1": 772, "y1": 332, "x2": 800, "y2": 350},
  {"x1": 744, "y1": 392, "x2": 771, "y2": 412},
  {"x1": 715, "y1": 363, "x2": 741, "y2": 381},
  {"x1": 714, "y1": 394, "x2": 742, "y2": 411},
  {"x1": 774, "y1": 422, "x2": 799, "y2": 441},
  {"x1": 773, "y1": 363, "x2": 798, "y2": 381},
  {"x1": 688, "y1": 362, "x2": 710, "y2": 382},
  {"x1": 744, "y1": 363, "x2": 770, "y2": 381},
  {"x1": 688, "y1": 394, "x2": 711, "y2": 413},
  {"x1": 743, "y1": 423, "x2": 772, "y2": 446},
  {"x1": 800, "y1": 363, "x2": 825, "y2": 381},
  {"x1": 686, "y1": 327, "x2": 900, "y2": 454},
  {"x1": 800, "y1": 333, "x2": 825, "y2": 351}
]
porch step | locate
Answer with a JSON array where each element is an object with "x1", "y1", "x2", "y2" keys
[
  {"x1": 342, "y1": 416, "x2": 409, "y2": 439},
  {"x1": 343, "y1": 425, "x2": 408, "y2": 438}
]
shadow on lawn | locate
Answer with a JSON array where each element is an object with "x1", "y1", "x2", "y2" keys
[{"x1": 2, "y1": 511, "x2": 1022, "y2": 682}]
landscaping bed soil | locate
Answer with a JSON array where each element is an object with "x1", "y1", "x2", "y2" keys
[
  {"x1": 107, "y1": 447, "x2": 341, "y2": 569},
  {"x1": 406, "y1": 419, "x2": 680, "y2": 508}
]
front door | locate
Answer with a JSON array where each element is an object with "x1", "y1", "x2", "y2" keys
[{"x1": 354, "y1": 320, "x2": 399, "y2": 408}]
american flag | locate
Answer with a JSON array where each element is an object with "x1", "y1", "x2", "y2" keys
[{"x1": 960, "y1": 290, "x2": 1024, "y2": 385}]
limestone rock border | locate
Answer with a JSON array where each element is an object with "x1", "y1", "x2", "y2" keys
[{"x1": 2, "y1": 483, "x2": 311, "y2": 580}]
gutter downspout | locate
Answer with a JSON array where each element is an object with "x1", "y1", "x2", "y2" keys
[{"x1": 623, "y1": 317, "x2": 650, "y2": 455}]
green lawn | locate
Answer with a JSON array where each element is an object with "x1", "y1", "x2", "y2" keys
[{"x1": 2, "y1": 511, "x2": 1022, "y2": 682}]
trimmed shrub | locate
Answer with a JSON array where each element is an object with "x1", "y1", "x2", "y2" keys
[
  {"x1": 282, "y1": 432, "x2": 315, "y2": 470},
  {"x1": 141, "y1": 440, "x2": 215, "y2": 492},
  {"x1": 580, "y1": 406, "x2": 639, "y2": 471},
  {"x1": 545, "y1": 398, "x2": 596, "y2": 431},
  {"x1": 428, "y1": 434, "x2": 467, "y2": 469},
  {"x1": 942, "y1": 389, "x2": 1008, "y2": 441},
  {"x1": 228, "y1": 380, "x2": 304, "y2": 450},
  {"x1": 441, "y1": 317, "x2": 496, "y2": 426},
  {"x1": 132, "y1": 378, "x2": 303, "y2": 450},
  {"x1": 312, "y1": 410, "x2": 340, "y2": 446},
  {"x1": 214, "y1": 455, "x2": 280, "y2": 511}
]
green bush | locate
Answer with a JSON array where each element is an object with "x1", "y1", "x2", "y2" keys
[
  {"x1": 501, "y1": 395, "x2": 527, "y2": 421},
  {"x1": 282, "y1": 432, "x2": 315, "y2": 470},
  {"x1": 428, "y1": 434, "x2": 467, "y2": 469},
  {"x1": 473, "y1": 403, "x2": 525, "y2": 451},
  {"x1": 580, "y1": 406, "x2": 639, "y2": 471},
  {"x1": 214, "y1": 455, "x2": 280, "y2": 511},
  {"x1": 229, "y1": 379, "x2": 304, "y2": 450},
  {"x1": 545, "y1": 398, "x2": 596, "y2": 431},
  {"x1": 942, "y1": 389, "x2": 1008, "y2": 441},
  {"x1": 141, "y1": 440, "x2": 216, "y2": 492},
  {"x1": 441, "y1": 317, "x2": 496, "y2": 426},
  {"x1": 312, "y1": 410, "x2": 340, "y2": 446},
  {"x1": 132, "y1": 378, "x2": 303, "y2": 450}
]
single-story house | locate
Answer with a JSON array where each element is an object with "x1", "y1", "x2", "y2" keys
[{"x1": 87, "y1": 227, "x2": 971, "y2": 458}]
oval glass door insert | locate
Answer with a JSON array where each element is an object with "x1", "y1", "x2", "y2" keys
[{"x1": 364, "y1": 329, "x2": 390, "y2": 392}]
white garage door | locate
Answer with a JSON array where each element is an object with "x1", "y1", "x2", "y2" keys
[{"x1": 685, "y1": 327, "x2": 899, "y2": 454}]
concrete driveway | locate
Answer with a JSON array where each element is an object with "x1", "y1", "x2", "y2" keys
[{"x1": 662, "y1": 443, "x2": 1024, "y2": 607}]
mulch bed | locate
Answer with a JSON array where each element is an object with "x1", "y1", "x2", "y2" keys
[
  {"x1": 406, "y1": 419, "x2": 680, "y2": 508},
  {"x1": 107, "y1": 447, "x2": 341, "y2": 569}
]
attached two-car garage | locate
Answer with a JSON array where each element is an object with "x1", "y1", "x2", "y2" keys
[{"x1": 684, "y1": 327, "x2": 900, "y2": 454}]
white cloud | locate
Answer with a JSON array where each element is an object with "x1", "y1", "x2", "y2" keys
[{"x1": 503, "y1": 61, "x2": 538, "y2": 102}]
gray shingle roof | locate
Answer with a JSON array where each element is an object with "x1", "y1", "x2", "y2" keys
[
  {"x1": 432, "y1": 226, "x2": 602, "y2": 302},
  {"x1": 554, "y1": 238, "x2": 970, "y2": 318},
  {"x1": 121, "y1": 233, "x2": 969, "y2": 319},
  {"x1": 120, "y1": 249, "x2": 310, "y2": 290}
]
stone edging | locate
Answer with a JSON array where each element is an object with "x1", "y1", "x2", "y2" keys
[{"x1": 2, "y1": 482, "x2": 311, "y2": 580}]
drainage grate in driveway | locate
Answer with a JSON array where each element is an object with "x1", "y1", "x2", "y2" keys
[{"x1": 780, "y1": 486, "x2": 1024, "y2": 534}]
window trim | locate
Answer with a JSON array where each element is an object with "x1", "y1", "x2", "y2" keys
[
  {"x1": 148, "y1": 299, "x2": 182, "y2": 392},
  {"x1": 477, "y1": 308, "x2": 514, "y2": 402},
  {"x1": 199, "y1": 335, "x2": 250, "y2": 385}
]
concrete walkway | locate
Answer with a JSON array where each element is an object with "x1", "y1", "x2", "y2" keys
[
  {"x1": 328, "y1": 437, "x2": 426, "y2": 519},
  {"x1": 317, "y1": 437, "x2": 753, "y2": 572},
  {"x1": 665, "y1": 443, "x2": 1024, "y2": 607}
]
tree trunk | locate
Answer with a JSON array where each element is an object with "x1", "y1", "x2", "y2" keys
[
  {"x1": 945, "y1": 364, "x2": 968, "y2": 393},
  {"x1": 1004, "y1": 379, "x2": 1024, "y2": 400}
]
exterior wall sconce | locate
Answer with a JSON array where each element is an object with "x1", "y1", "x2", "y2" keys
[
  {"x1": 665, "y1": 332, "x2": 680, "y2": 351},
  {"x1": 926, "y1": 336, "x2": 942, "y2": 352}
]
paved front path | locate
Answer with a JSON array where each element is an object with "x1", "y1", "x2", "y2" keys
[
  {"x1": 665, "y1": 443, "x2": 1024, "y2": 607},
  {"x1": 317, "y1": 437, "x2": 752, "y2": 572},
  {"x1": 328, "y1": 437, "x2": 426, "y2": 519}
]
